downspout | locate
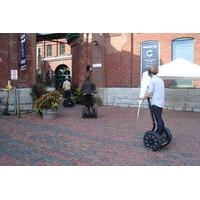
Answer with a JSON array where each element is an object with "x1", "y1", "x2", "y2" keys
[
  {"x1": 102, "y1": 34, "x2": 106, "y2": 104},
  {"x1": 86, "y1": 33, "x2": 89, "y2": 66},
  {"x1": 131, "y1": 33, "x2": 133, "y2": 86}
]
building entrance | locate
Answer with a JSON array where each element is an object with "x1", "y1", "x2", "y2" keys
[{"x1": 55, "y1": 64, "x2": 70, "y2": 89}]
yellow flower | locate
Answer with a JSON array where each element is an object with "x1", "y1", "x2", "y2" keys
[{"x1": 4, "y1": 80, "x2": 12, "y2": 91}]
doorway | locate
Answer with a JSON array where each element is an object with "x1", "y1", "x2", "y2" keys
[{"x1": 55, "y1": 64, "x2": 70, "y2": 89}]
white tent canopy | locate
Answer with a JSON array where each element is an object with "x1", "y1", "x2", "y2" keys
[
  {"x1": 143, "y1": 58, "x2": 200, "y2": 79},
  {"x1": 137, "y1": 58, "x2": 200, "y2": 119}
]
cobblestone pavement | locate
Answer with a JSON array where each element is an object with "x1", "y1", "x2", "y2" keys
[{"x1": 0, "y1": 105, "x2": 200, "y2": 166}]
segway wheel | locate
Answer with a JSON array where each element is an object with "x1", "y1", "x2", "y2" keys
[
  {"x1": 143, "y1": 131, "x2": 162, "y2": 151},
  {"x1": 163, "y1": 127, "x2": 172, "y2": 145}
]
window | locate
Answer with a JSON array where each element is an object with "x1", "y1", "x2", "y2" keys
[
  {"x1": 172, "y1": 37, "x2": 194, "y2": 62},
  {"x1": 60, "y1": 43, "x2": 65, "y2": 55},
  {"x1": 171, "y1": 37, "x2": 194, "y2": 88},
  {"x1": 47, "y1": 45, "x2": 52, "y2": 57}
]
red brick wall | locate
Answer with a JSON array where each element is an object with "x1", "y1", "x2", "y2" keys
[
  {"x1": 71, "y1": 34, "x2": 93, "y2": 88},
  {"x1": 37, "y1": 39, "x2": 72, "y2": 75},
  {"x1": 37, "y1": 39, "x2": 71, "y2": 59},
  {"x1": 133, "y1": 33, "x2": 200, "y2": 86},
  {"x1": 71, "y1": 42, "x2": 80, "y2": 87},
  {"x1": 0, "y1": 33, "x2": 36, "y2": 88},
  {"x1": 71, "y1": 33, "x2": 135, "y2": 88},
  {"x1": 70, "y1": 33, "x2": 200, "y2": 88},
  {"x1": 0, "y1": 34, "x2": 9, "y2": 87},
  {"x1": 91, "y1": 33, "x2": 104, "y2": 87},
  {"x1": 99, "y1": 33, "x2": 135, "y2": 87}
]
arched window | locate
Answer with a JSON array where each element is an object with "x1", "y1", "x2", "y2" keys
[{"x1": 171, "y1": 37, "x2": 194, "y2": 87}]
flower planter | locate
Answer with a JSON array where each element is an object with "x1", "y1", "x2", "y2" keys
[{"x1": 42, "y1": 109, "x2": 58, "y2": 119}]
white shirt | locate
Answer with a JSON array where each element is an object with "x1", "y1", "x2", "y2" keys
[
  {"x1": 63, "y1": 80, "x2": 71, "y2": 90},
  {"x1": 147, "y1": 75, "x2": 165, "y2": 108}
]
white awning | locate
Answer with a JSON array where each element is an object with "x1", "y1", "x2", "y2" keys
[{"x1": 143, "y1": 58, "x2": 200, "y2": 79}]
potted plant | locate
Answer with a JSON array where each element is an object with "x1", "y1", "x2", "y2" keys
[
  {"x1": 30, "y1": 84, "x2": 47, "y2": 102},
  {"x1": 73, "y1": 88, "x2": 84, "y2": 104},
  {"x1": 33, "y1": 90, "x2": 62, "y2": 119}
]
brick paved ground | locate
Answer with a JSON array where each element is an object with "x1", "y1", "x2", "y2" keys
[{"x1": 0, "y1": 105, "x2": 200, "y2": 166}]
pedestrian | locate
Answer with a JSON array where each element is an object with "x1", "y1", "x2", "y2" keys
[
  {"x1": 140, "y1": 66, "x2": 165, "y2": 135},
  {"x1": 82, "y1": 73, "x2": 96, "y2": 112},
  {"x1": 85, "y1": 65, "x2": 92, "y2": 80},
  {"x1": 62, "y1": 76, "x2": 72, "y2": 105}
]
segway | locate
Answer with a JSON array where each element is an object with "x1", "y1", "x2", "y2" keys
[
  {"x1": 82, "y1": 106, "x2": 97, "y2": 118},
  {"x1": 143, "y1": 98, "x2": 172, "y2": 151},
  {"x1": 63, "y1": 98, "x2": 74, "y2": 107},
  {"x1": 82, "y1": 94, "x2": 97, "y2": 118},
  {"x1": 63, "y1": 90, "x2": 74, "y2": 107}
]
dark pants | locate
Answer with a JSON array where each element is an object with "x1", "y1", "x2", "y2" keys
[
  {"x1": 84, "y1": 94, "x2": 94, "y2": 109},
  {"x1": 152, "y1": 105, "x2": 165, "y2": 134},
  {"x1": 64, "y1": 90, "x2": 71, "y2": 99},
  {"x1": 64, "y1": 90, "x2": 73, "y2": 104}
]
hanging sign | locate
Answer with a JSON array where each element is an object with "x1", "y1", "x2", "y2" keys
[{"x1": 141, "y1": 41, "x2": 160, "y2": 73}]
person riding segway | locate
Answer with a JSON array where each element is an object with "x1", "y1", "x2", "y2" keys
[
  {"x1": 62, "y1": 76, "x2": 74, "y2": 107},
  {"x1": 140, "y1": 66, "x2": 172, "y2": 151},
  {"x1": 81, "y1": 74, "x2": 97, "y2": 118}
]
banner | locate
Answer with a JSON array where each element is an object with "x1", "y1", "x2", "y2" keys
[
  {"x1": 141, "y1": 41, "x2": 160, "y2": 73},
  {"x1": 19, "y1": 33, "x2": 26, "y2": 71}
]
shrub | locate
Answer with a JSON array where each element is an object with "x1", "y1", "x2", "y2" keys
[
  {"x1": 73, "y1": 88, "x2": 84, "y2": 104},
  {"x1": 33, "y1": 91, "x2": 62, "y2": 115},
  {"x1": 30, "y1": 84, "x2": 47, "y2": 102}
]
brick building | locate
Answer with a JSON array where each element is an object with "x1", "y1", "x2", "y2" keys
[
  {"x1": 67, "y1": 33, "x2": 200, "y2": 111},
  {"x1": 36, "y1": 34, "x2": 72, "y2": 89},
  {"x1": 0, "y1": 33, "x2": 72, "y2": 113},
  {"x1": 0, "y1": 33, "x2": 36, "y2": 88},
  {"x1": 1, "y1": 33, "x2": 200, "y2": 113},
  {"x1": 0, "y1": 33, "x2": 36, "y2": 112}
]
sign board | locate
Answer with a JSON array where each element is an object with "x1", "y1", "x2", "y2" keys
[
  {"x1": 92, "y1": 63, "x2": 102, "y2": 68},
  {"x1": 19, "y1": 33, "x2": 26, "y2": 71},
  {"x1": 11, "y1": 69, "x2": 18, "y2": 80},
  {"x1": 141, "y1": 41, "x2": 160, "y2": 73}
]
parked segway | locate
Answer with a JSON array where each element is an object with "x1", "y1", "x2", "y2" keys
[
  {"x1": 143, "y1": 98, "x2": 172, "y2": 151},
  {"x1": 82, "y1": 94, "x2": 97, "y2": 118}
]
